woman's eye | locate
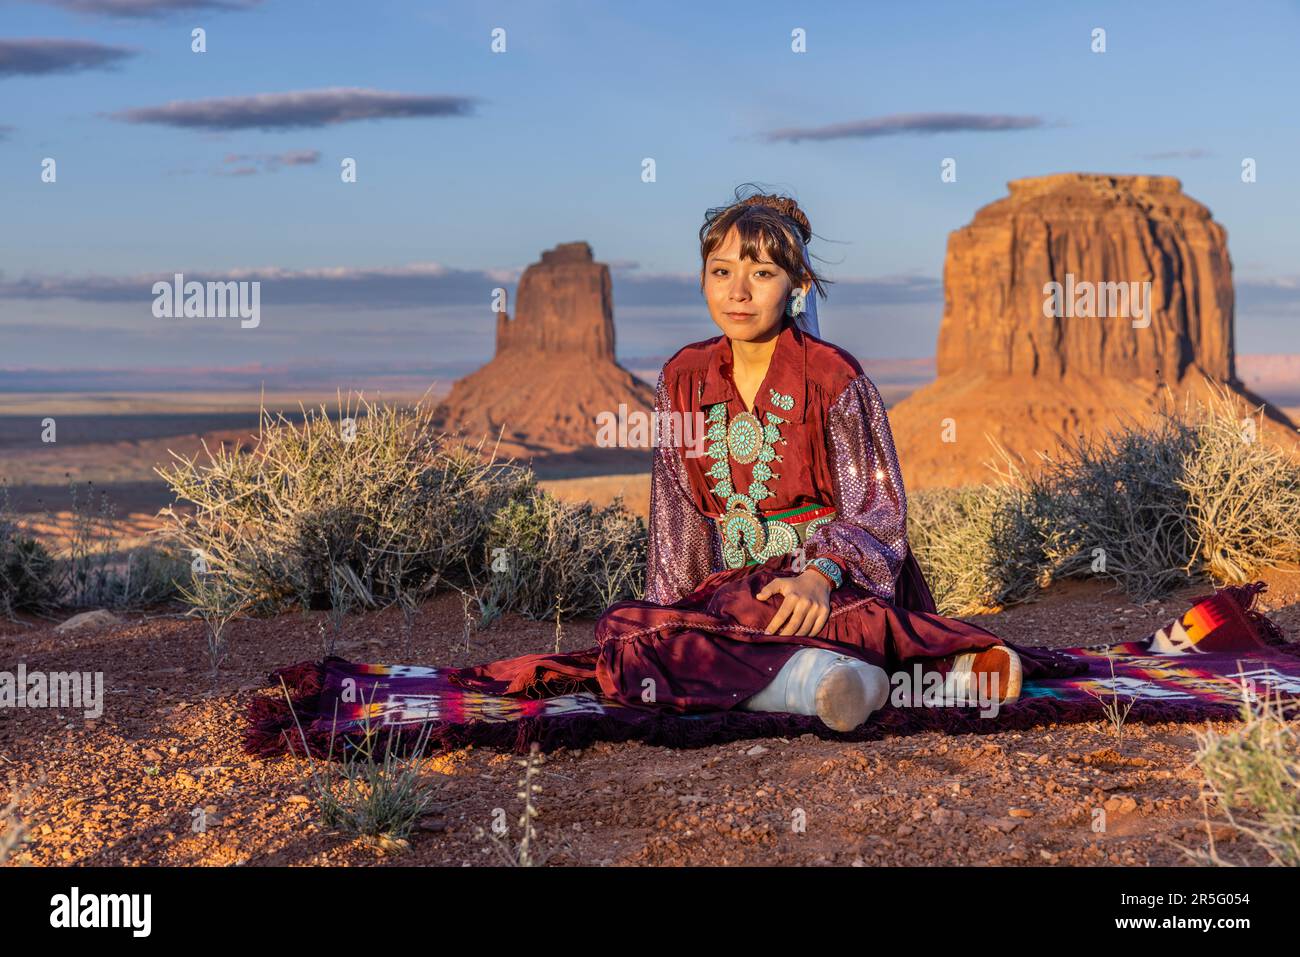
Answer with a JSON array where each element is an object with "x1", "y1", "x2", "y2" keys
[{"x1": 711, "y1": 267, "x2": 774, "y2": 278}]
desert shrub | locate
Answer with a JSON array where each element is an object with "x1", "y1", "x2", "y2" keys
[
  {"x1": 1, "y1": 481, "x2": 186, "y2": 615},
  {"x1": 1016, "y1": 406, "x2": 1201, "y2": 602},
  {"x1": 479, "y1": 488, "x2": 647, "y2": 620},
  {"x1": 0, "y1": 487, "x2": 59, "y2": 615},
  {"x1": 108, "y1": 545, "x2": 189, "y2": 607},
  {"x1": 0, "y1": 522, "x2": 59, "y2": 615},
  {"x1": 908, "y1": 485, "x2": 1045, "y2": 615},
  {"x1": 1192, "y1": 684, "x2": 1300, "y2": 866},
  {"x1": 286, "y1": 688, "x2": 442, "y2": 854},
  {"x1": 60, "y1": 481, "x2": 122, "y2": 608},
  {"x1": 157, "y1": 397, "x2": 535, "y2": 612},
  {"x1": 157, "y1": 395, "x2": 644, "y2": 620},
  {"x1": 1179, "y1": 385, "x2": 1300, "y2": 584},
  {"x1": 910, "y1": 384, "x2": 1300, "y2": 611},
  {"x1": 178, "y1": 568, "x2": 248, "y2": 676},
  {"x1": 61, "y1": 542, "x2": 188, "y2": 610}
]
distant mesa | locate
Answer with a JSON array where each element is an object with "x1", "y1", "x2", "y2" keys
[
  {"x1": 434, "y1": 242, "x2": 655, "y2": 455},
  {"x1": 888, "y1": 173, "x2": 1297, "y2": 489}
]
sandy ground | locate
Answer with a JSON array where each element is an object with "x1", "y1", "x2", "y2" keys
[{"x1": 2, "y1": 570, "x2": 1296, "y2": 867}]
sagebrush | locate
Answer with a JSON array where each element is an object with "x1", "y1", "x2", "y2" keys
[
  {"x1": 158, "y1": 395, "x2": 646, "y2": 620},
  {"x1": 910, "y1": 383, "x2": 1300, "y2": 614}
]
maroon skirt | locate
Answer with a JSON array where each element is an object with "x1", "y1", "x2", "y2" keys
[{"x1": 447, "y1": 550, "x2": 1024, "y2": 714}]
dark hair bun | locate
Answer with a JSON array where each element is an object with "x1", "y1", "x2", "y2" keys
[{"x1": 738, "y1": 194, "x2": 812, "y2": 244}]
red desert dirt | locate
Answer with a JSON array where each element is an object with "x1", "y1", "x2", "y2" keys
[{"x1": 3, "y1": 569, "x2": 1297, "y2": 867}]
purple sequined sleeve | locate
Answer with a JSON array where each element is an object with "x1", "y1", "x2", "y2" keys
[
  {"x1": 644, "y1": 370, "x2": 720, "y2": 605},
  {"x1": 805, "y1": 374, "x2": 908, "y2": 602}
]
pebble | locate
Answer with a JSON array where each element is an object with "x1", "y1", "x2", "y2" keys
[
  {"x1": 1008, "y1": 808, "x2": 1034, "y2": 818},
  {"x1": 930, "y1": 808, "x2": 966, "y2": 825},
  {"x1": 1103, "y1": 795, "x2": 1138, "y2": 815}
]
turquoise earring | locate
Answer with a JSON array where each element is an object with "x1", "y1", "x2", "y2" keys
[{"x1": 787, "y1": 285, "x2": 807, "y2": 317}]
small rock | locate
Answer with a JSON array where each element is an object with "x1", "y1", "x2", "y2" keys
[
  {"x1": 1008, "y1": 808, "x2": 1034, "y2": 818},
  {"x1": 286, "y1": 795, "x2": 311, "y2": 805},
  {"x1": 54, "y1": 610, "x2": 122, "y2": 633},
  {"x1": 745, "y1": 744, "x2": 769, "y2": 756},
  {"x1": 895, "y1": 824, "x2": 913, "y2": 837},
  {"x1": 1103, "y1": 795, "x2": 1138, "y2": 815}
]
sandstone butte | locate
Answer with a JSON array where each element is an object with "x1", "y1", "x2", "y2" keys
[
  {"x1": 434, "y1": 242, "x2": 655, "y2": 456},
  {"x1": 887, "y1": 172, "x2": 1299, "y2": 490}
]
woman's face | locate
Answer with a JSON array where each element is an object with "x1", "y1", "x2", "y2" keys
[{"x1": 703, "y1": 227, "x2": 807, "y2": 343}]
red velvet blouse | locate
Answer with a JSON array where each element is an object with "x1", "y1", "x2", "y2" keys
[{"x1": 645, "y1": 317, "x2": 909, "y2": 606}]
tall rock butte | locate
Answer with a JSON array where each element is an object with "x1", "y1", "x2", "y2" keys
[
  {"x1": 435, "y1": 242, "x2": 655, "y2": 453},
  {"x1": 889, "y1": 173, "x2": 1296, "y2": 489}
]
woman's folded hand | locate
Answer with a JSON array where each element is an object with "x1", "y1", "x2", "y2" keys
[{"x1": 756, "y1": 570, "x2": 832, "y2": 637}]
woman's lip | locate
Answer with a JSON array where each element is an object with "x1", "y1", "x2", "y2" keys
[{"x1": 725, "y1": 312, "x2": 755, "y2": 319}]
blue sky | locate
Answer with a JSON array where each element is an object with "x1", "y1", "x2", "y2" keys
[{"x1": 2, "y1": 0, "x2": 1298, "y2": 388}]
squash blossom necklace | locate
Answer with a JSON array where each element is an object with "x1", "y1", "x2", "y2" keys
[{"x1": 706, "y1": 387, "x2": 800, "y2": 568}]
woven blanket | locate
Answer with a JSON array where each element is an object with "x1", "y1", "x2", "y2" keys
[{"x1": 245, "y1": 582, "x2": 1300, "y2": 758}]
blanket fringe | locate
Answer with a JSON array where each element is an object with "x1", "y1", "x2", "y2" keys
[
  {"x1": 1219, "y1": 580, "x2": 1297, "y2": 651},
  {"x1": 242, "y1": 659, "x2": 329, "y2": 758}
]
